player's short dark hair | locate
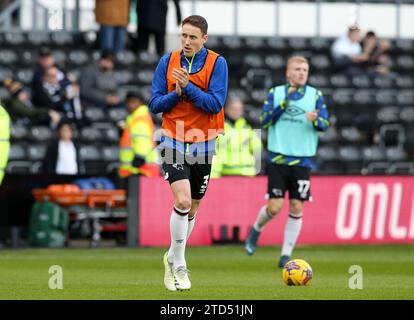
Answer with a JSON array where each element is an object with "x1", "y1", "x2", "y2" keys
[
  {"x1": 126, "y1": 91, "x2": 145, "y2": 104},
  {"x1": 182, "y1": 15, "x2": 208, "y2": 35},
  {"x1": 100, "y1": 49, "x2": 115, "y2": 61},
  {"x1": 39, "y1": 47, "x2": 52, "y2": 57}
]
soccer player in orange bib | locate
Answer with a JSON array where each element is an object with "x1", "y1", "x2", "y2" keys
[{"x1": 149, "y1": 15, "x2": 228, "y2": 291}]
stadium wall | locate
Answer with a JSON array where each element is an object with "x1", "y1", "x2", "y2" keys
[{"x1": 138, "y1": 176, "x2": 414, "y2": 246}]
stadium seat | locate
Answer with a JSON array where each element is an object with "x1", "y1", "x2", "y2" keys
[
  {"x1": 351, "y1": 74, "x2": 371, "y2": 88},
  {"x1": 385, "y1": 147, "x2": 407, "y2": 162},
  {"x1": 3, "y1": 32, "x2": 25, "y2": 45},
  {"x1": 309, "y1": 74, "x2": 329, "y2": 87},
  {"x1": 361, "y1": 145, "x2": 386, "y2": 162},
  {"x1": 244, "y1": 54, "x2": 265, "y2": 68},
  {"x1": 340, "y1": 127, "x2": 364, "y2": 143},
  {"x1": 0, "y1": 49, "x2": 18, "y2": 65},
  {"x1": 19, "y1": 49, "x2": 36, "y2": 66},
  {"x1": 221, "y1": 36, "x2": 242, "y2": 50},
  {"x1": 395, "y1": 75, "x2": 414, "y2": 89},
  {"x1": 373, "y1": 75, "x2": 394, "y2": 89},
  {"x1": 245, "y1": 107, "x2": 262, "y2": 128},
  {"x1": 245, "y1": 68, "x2": 272, "y2": 91},
  {"x1": 68, "y1": 50, "x2": 89, "y2": 66},
  {"x1": 397, "y1": 90, "x2": 414, "y2": 106},
  {"x1": 376, "y1": 106, "x2": 400, "y2": 123},
  {"x1": 264, "y1": 54, "x2": 284, "y2": 70},
  {"x1": 310, "y1": 54, "x2": 331, "y2": 70},
  {"x1": 29, "y1": 126, "x2": 53, "y2": 141},
  {"x1": 27, "y1": 32, "x2": 50, "y2": 46},
  {"x1": 80, "y1": 127, "x2": 101, "y2": 142},
  {"x1": 10, "y1": 124, "x2": 29, "y2": 140},
  {"x1": 330, "y1": 74, "x2": 350, "y2": 88},
  {"x1": 16, "y1": 68, "x2": 33, "y2": 84},
  {"x1": 317, "y1": 145, "x2": 339, "y2": 161},
  {"x1": 339, "y1": 146, "x2": 361, "y2": 162},
  {"x1": 8, "y1": 144, "x2": 27, "y2": 160},
  {"x1": 318, "y1": 126, "x2": 339, "y2": 143},
  {"x1": 400, "y1": 107, "x2": 414, "y2": 123},
  {"x1": 6, "y1": 161, "x2": 32, "y2": 174},
  {"x1": 353, "y1": 89, "x2": 373, "y2": 106},
  {"x1": 379, "y1": 124, "x2": 405, "y2": 149},
  {"x1": 108, "y1": 107, "x2": 128, "y2": 123},
  {"x1": 309, "y1": 37, "x2": 332, "y2": 52},
  {"x1": 27, "y1": 145, "x2": 47, "y2": 161},
  {"x1": 375, "y1": 90, "x2": 396, "y2": 106},
  {"x1": 102, "y1": 146, "x2": 120, "y2": 162},
  {"x1": 137, "y1": 51, "x2": 160, "y2": 65},
  {"x1": 50, "y1": 31, "x2": 74, "y2": 46},
  {"x1": 79, "y1": 145, "x2": 102, "y2": 161},
  {"x1": 136, "y1": 69, "x2": 154, "y2": 85},
  {"x1": 244, "y1": 37, "x2": 266, "y2": 50},
  {"x1": 332, "y1": 89, "x2": 353, "y2": 106},
  {"x1": 84, "y1": 107, "x2": 106, "y2": 122},
  {"x1": 396, "y1": 55, "x2": 414, "y2": 70},
  {"x1": 115, "y1": 50, "x2": 136, "y2": 66},
  {"x1": 287, "y1": 37, "x2": 308, "y2": 50},
  {"x1": 266, "y1": 37, "x2": 286, "y2": 51},
  {"x1": 114, "y1": 70, "x2": 134, "y2": 85},
  {"x1": 51, "y1": 50, "x2": 67, "y2": 66}
]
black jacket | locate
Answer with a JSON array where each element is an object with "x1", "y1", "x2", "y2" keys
[{"x1": 42, "y1": 139, "x2": 82, "y2": 174}]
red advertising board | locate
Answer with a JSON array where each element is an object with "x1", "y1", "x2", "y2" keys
[{"x1": 139, "y1": 176, "x2": 414, "y2": 246}]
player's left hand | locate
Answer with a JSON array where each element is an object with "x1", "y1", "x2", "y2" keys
[
  {"x1": 306, "y1": 111, "x2": 318, "y2": 122},
  {"x1": 172, "y1": 67, "x2": 189, "y2": 88}
]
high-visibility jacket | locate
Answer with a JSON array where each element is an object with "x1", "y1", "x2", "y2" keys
[
  {"x1": 211, "y1": 117, "x2": 262, "y2": 178},
  {"x1": 119, "y1": 105, "x2": 159, "y2": 178},
  {"x1": 0, "y1": 105, "x2": 10, "y2": 185}
]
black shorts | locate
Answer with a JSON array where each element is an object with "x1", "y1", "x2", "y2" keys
[
  {"x1": 161, "y1": 148, "x2": 213, "y2": 200},
  {"x1": 267, "y1": 163, "x2": 311, "y2": 201}
]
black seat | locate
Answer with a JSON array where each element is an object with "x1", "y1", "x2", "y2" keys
[
  {"x1": 400, "y1": 107, "x2": 414, "y2": 123},
  {"x1": 379, "y1": 124, "x2": 405, "y2": 148}
]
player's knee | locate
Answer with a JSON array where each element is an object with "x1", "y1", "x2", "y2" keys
[
  {"x1": 267, "y1": 200, "x2": 284, "y2": 217},
  {"x1": 175, "y1": 197, "x2": 192, "y2": 212},
  {"x1": 289, "y1": 200, "x2": 303, "y2": 215}
]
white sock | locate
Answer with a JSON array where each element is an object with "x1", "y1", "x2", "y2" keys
[
  {"x1": 281, "y1": 213, "x2": 303, "y2": 257},
  {"x1": 187, "y1": 214, "x2": 196, "y2": 240},
  {"x1": 253, "y1": 205, "x2": 273, "y2": 232},
  {"x1": 167, "y1": 206, "x2": 190, "y2": 270}
]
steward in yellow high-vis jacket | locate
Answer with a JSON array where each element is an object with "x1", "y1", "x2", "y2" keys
[
  {"x1": 0, "y1": 104, "x2": 10, "y2": 185},
  {"x1": 211, "y1": 97, "x2": 262, "y2": 178},
  {"x1": 119, "y1": 92, "x2": 160, "y2": 178}
]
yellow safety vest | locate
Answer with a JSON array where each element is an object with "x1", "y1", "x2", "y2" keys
[
  {"x1": 211, "y1": 117, "x2": 262, "y2": 178},
  {"x1": 119, "y1": 105, "x2": 159, "y2": 177},
  {"x1": 0, "y1": 105, "x2": 10, "y2": 185}
]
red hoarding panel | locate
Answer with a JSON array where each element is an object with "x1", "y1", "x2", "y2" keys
[{"x1": 139, "y1": 176, "x2": 414, "y2": 246}]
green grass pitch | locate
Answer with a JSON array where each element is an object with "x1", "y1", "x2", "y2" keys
[{"x1": 0, "y1": 244, "x2": 413, "y2": 300}]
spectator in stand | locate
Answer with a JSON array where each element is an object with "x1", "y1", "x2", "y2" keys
[
  {"x1": 32, "y1": 65, "x2": 83, "y2": 125},
  {"x1": 136, "y1": 0, "x2": 181, "y2": 56},
  {"x1": 79, "y1": 50, "x2": 122, "y2": 109},
  {"x1": 32, "y1": 47, "x2": 60, "y2": 89},
  {"x1": 3, "y1": 78, "x2": 61, "y2": 127},
  {"x1": 331, "y1": 25, "x2": 369, "y2": 76},
  {"x1": 95, "y1": 0, "x2": 130, "y2": 54},
  {"x1": 42, "y1": 120, "x2": 82, "y2": 175},
  {"x1": 361, "y1": 30, "x2": 391, "y2": 75}
]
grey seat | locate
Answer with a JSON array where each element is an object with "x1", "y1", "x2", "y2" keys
[
  {"x1": 27, "y1": 145, "x2": 47, "y2": 161},
  {"x1": 114, "y1": 70, "x2": 134, "y2": 85},
  {"x1": 400, "y1": 107, "x2": 414, "y2": 122},
  {"x1": 108, "y1": 107, "x2": 128, "y2": 123},
  {"x1": 397, "y1": 90, "x2": 414, "y2": 106},
  {"x1": 80, "y1": 127, "x2": 101, "y2": 142},
  {"x1": 11, "y1": 125, "x2": 29, "y2": 140},
  {"x1": 385, "y1": 147, "x2": 407, "y2": 162},
  {"x1": 388, "y1": 162, "x2": 414, "y2": 174},
  {"x1": 340, "y1": 127, "x2": 364, "y2": 143},
  {"x1": 377, "y1": 106, "x2": 400, "y2": 123},
  {"x1": 339, "y1": 146, "x2": 361, "y2": 162},
  {"x1": 85, "y1": 107, "x2": 106, "y2": 122},
  {"x1": 317, "y1": 145, "x2": 338, "y2": 161},
  {"x1": 8, "y1": 144, "x2": 27, "y2": 160},
  {"x1": 79, "y1": 145, "x2": 102, "y2": 161},
  {"x1": 30, "y1": 126, "x2": 52, "y2": 141},
  {"x1": 136, "y1": 69, "x2": 154, "y2": 85},
  {"x1": 365, "y1": 162, "x2": 389, "y2": 175},
  {"x1": 361, "y1": 146, "x2": 386, "y2": 162},
  {"x1": 102, "y1": 146, "x2": 120, "y2": 162},
  {"x1": 264, "y1": 54, "x2": 284, "y2": 70}
]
